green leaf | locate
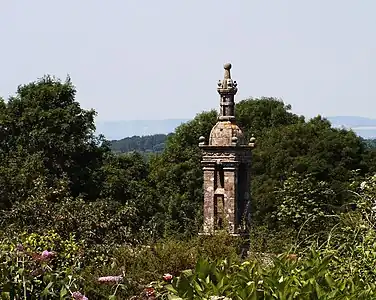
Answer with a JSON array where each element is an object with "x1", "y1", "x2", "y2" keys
[
  {"x1": 324, "y1": 273, "x2": 335, "y2": 287},
  {"x1": 165, "y1": 284, "x2": 179, "y2": 294},
  {"x1": 41, "y1": 282, "x2": 53, "y2": 296},
  {"x1": 193, "y1": 280, "x2": 203, "y2": 292},
  {"x1": 60, "y1": 286, "x2": 68, "y2": 298}
]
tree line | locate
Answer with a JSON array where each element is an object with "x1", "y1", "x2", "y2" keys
[{"x1": 1, "y1": 75, "x2": 376, "y2": 244}]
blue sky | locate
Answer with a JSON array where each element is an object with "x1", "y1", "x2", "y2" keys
[{"x1": 0, "y1": 1, "x2": 375, "y2": 121}]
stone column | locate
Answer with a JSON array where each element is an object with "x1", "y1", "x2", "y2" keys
[
  {"x1": 242, "y1": 161, "x2": 251, "y2": 230},
  {"x1": 223, "y1": 163, "x2": 238, "y2": 234},
  {"x1": 202, "y1": 164, "x2": 215, "y2": 233}
]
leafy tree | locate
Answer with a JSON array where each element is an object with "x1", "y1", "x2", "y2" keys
[
  {"x1": 0, "y1": 75, "x2": 168, "y2": 244},
  {"x1": 251, "y1": 116, "x2": 366, "y2": 226},
  {"x1": 0, "y1": 76, "x2": 110, "y2": 207}
]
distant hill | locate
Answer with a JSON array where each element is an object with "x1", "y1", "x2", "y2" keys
[
  {"x1": 326, "y1": 116, "x2": 376, "y2": 127},
  {"x1": 97, "y1": 116, "x2": 376, "y2": 145},
  {"x1": 95, "y1": 119, "x2": 189, "y2": 140},
  {"x1": 109, "y1": 132, "x2": 376, "y2": 154},
  {"x1": 326, "y1": 116, "x2": 376, "y2": 139},
  {"x1": 110, "y1": 134, "x2": 171, "y2": 154},
  {"x1": 365, "y1": 139, "x2": 376, "y2": 149}
]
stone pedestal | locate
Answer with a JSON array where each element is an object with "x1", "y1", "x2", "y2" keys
[{"x1": 199, "y1": 146, "x2": 251, "y2": 235}]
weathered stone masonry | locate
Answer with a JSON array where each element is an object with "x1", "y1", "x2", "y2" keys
[{"x1": 199, "y1": 63, "x2": 255, "y2": 235}]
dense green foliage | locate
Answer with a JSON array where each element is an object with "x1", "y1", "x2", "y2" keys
[{"x1": 1, "y1": 76, "x2": 376, "y2": 298}]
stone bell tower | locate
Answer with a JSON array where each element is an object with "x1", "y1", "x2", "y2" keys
[{"x1": 198, "y1": 63, "x2": 255, "y2": 235}]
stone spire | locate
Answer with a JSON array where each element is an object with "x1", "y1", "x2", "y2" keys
[
  {"x1": 199, "y1": 62, "x2": 253, "y2": 236},
  {"x1": 217, "y1": 63, "x2": 238, "y2": 121}
]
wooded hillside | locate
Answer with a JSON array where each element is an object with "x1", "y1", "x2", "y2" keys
[{"x1": 110, "y1": 133, "x2": 170, "y2": 153}]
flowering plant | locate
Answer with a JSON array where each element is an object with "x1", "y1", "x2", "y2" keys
[{"x1": 0, "y1": 231, "x2": 84, "y2": 299}]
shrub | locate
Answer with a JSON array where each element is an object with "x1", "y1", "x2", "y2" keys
[{"x1": 1, "y1": 177, "x2": 140, "y2": 246}]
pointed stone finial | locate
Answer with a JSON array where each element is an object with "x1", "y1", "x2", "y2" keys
[
  {"x1": 198, "y1": 136, "x2": 206, "y2": 146},
  {"x1": 224, "y1": 63, "x2": 232, "y2": 79},
  {"x1": 217, "y1": 63, "x2": 238, "y2": 96},
  {"x1": 231, "y1": 136, "x2": 238, "y2": 146},
  {"x1": 217, "y1": 63, "x2": 237, "y2": 121}
]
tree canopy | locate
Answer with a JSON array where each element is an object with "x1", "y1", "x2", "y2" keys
[{"x1": 0, "y1": 74, "x2": 375, "y2": 242}]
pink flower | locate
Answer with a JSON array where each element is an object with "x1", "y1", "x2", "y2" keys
[
  {"x1": 97, "y1": 275, "x2": 123, "y2": 284},
  {"x1": 30, "y1": 250, "x2": 55, "y2": 262},
  {"x1": 163, "y1": 273, "x2": 173, "y2": 282},
  {"x1": 144, "y1": 287, "x2": 155, "y2": 297},
  {"x1": 40, "y1": 250, "x2": 54, "y2": 260},
  {"x1": 72, "y1": 291, "x2": 88, "y2": 300}
]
